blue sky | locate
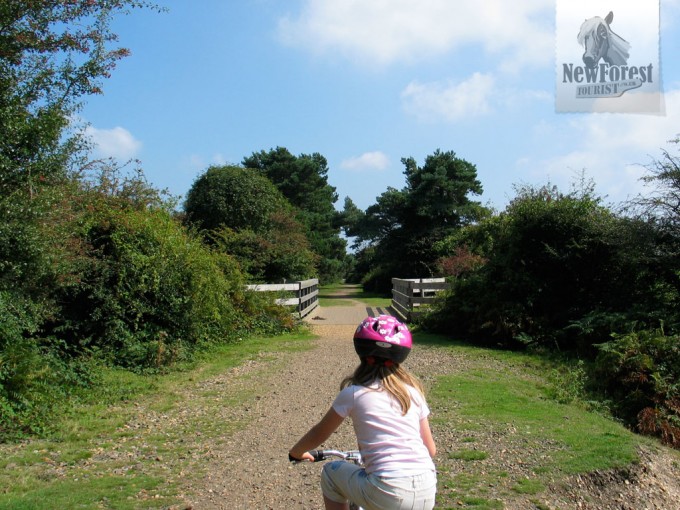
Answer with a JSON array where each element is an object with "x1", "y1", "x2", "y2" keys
[{"x1": 81, "y1": 0, "x2": 680, "y2": 212}]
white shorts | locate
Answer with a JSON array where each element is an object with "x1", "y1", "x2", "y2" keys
[{"x1": 321, "y1": 461, "x2": 437, "y2": 510}]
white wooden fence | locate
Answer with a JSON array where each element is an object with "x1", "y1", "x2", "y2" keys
[
  {"x1": 246, "y1": 278, "x2": 319, "y2": 318},
  {"x1": 391, "y1": 278, "x2": 450, "y2": 321}
]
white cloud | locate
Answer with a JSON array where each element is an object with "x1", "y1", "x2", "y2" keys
[
  {"x1": 531, "y1": 88, "x2": 680, "y2": 203},
  {"x1": 277, "y1": 0, "x2": 554, "y2": 68},
  {"x1": 341, "y1": 151, "x2": 390, "y2": 171},
  {"x1": 401, "y1": 73, "x2": 495, "y2": 122},
  {"x1": 86, "y1": 126, "x2": 142, "y2": 160}
]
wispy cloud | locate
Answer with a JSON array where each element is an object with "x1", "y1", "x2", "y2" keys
[
  {"x1": 187, "y1": 153, "x2": 229, "y2": 172},
  {"x1": 86, "y1": 126, "x2": 142, "y2": 160},
  {"x1": 401, "y1": 73, "x2": 495, "y2": 122},
  {"x1": 277, "y1": 0, "x2": 554, "y2": 68},
  {"x1": 340, "y1": 151, "x2": 390, "y2": 171}
]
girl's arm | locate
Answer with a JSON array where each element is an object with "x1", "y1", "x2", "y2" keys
[
  {"x1": 289, "y1": 407, "x2": 345, "y2": 461},
  {"x1": 420, "y1": 417, "x2": 437, "y2": 458}
]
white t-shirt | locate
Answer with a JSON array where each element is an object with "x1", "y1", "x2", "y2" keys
[{"x1": 331, "y1": 382, "x2": 436, "y2": 476}]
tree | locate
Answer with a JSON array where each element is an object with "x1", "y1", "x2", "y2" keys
[
  {"x1": 634, "y1": 137, "x2": 680, "y2": 235},
  {"x1": 243, "y1": 147, "x2": 337, "y2": 214},
  {"x1": 402, "y1": 150, "x2": 485, "y2": 230},
  {"x1": 0, "y1": 0, "x2": 163, "y2": 351},
  {"x1": 0, "y1": 0, "x2": 163, "y2": 366},
  {"x1": 242, "y1": 147, "x2": 347, "y2": 283},
  {"x1": 0, "y1": 0, "x2": 160, "y2": 195},
  {"x1": 624, "y1": 137, "x2": 680, "y2": 326},
  {"x1": 344, "y1": 149, "x2": 489, "y2": 292},
  {"x1": 184, "y1": 165, "x2": 317, "y2": 282},
  {"x1": 184, "y1": 165, "x2": 290, "y2": 233}
]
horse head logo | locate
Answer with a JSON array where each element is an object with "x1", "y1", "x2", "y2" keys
[{"x1": 577, "y1": 11, "x2": 630, "y2": 68}]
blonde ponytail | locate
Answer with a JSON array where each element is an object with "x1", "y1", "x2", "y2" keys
[{"x1": 342, "y1": 360, "x2": 425, "y2": 415}]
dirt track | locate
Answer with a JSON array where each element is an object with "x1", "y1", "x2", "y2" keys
[
  {"x1": 176, "y1": 290, "x2": 680, "y2": 509},
  {"x1": 183, "y1": 301, "x2": 378, "y2": 508}
]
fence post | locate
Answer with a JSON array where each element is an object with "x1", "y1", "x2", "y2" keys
[
  {"x1": 246, "y1": 279, "x2": 319, "y2": 318},
  {"x1": 391, "y1": 277, "x2": 450, "y2": 321}
]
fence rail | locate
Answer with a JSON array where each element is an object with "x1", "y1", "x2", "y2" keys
[
  {"x1": 246, "y1": 278, "x2": 319, "y2": 318},
  {"x1": 391, "y1": 278, "x2": 450, "y2": 321}
]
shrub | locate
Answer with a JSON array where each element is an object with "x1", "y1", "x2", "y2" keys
[
  {"x1": 424, "y1": 184, "x2": 671, "y2": 352},
  {"x1": 185, "y1": 165, "x2": 318, "y2": 282},
  {"x1": 184, "y1": 165, "x2": 289, "y2": 233},
  {"x1": 594, "y1": 328, "x2": 680, "y2": 447},
  {"x1": 54, "y1": 200, "x2": 278, "y2": 369},
  {"x1": 1, "y1": 175, "x2": 298, "y2": 437},
  {"x1": 211, "y1": 211, "x2": 318, "y2": 283},
  {"x1": 0, "y1": 291, "x2": 97, "y2": 440}
]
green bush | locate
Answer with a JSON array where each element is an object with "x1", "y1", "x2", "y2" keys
[
  {"x1": 424, "y1": 184, "x2": 671, "y2": 352},
  {"x1": 184, "y1": 165, "x2": 290, "y2": 233},
  {"x1": 0, "y1": 291, "x2": 45, "y2": 437},
  {"x1": 1, "y1": 177, "x2": 298, "y2": 438},
  {"x1": 55, "y1": 199, "x2": 294, "y2": 370},
  {"x1": 184, "y1": 165, "x2": 318, "y2": 282},
  {"x1": 211, "y1": 211, "x2": 318, "y2": 283},
  {"x1": 594, "y1": 328, "x2": 680, "y2": 447},
  {"x1": 0, "y1": 291, "x2": 97, "y2": 439}
]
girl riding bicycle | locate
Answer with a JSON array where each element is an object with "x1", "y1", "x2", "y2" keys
[{"x1": 289, "y1": 315, "x2": 437, "y2": 510}]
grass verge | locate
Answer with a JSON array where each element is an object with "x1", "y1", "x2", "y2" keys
[
  {"x1": 318, "y1": 284, "x2": 392, "y2": 308},
  {"x1": 0, "y1": 331, "x2": 315, "y2": 510},
  {"x1": 416, "y1": 332, "x2": 656, "y2": 508}
]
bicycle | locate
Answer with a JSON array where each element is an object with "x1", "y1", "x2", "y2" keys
[{"x1": 289, "y1": 449, "x2": 364, "y2": 510}]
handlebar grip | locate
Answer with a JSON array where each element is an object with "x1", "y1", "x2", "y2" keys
[
  {"x1": 288, "y1": 450, "x2": 326, "y2": 463},
  {"x1": 309, "y1": 450, "x2": 326, "y2": 462}
]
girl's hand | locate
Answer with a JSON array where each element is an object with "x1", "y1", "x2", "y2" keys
[
  {"x1": 288, "y1": 450, "x2": 315, "y2": 462},
  {"x1": 288, "y1": 408, "x2": 345, "y2": 463}
]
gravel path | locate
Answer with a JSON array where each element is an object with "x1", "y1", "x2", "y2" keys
[
  {"x1": 174, "y1": 292, "x2": 680, "y2": 510},
  {"x1": 185, "y1": 301, "x2": 378, "y2": 509},
  {"x1": 2, "y1": 289, "x2": 678, "y2": 509}
]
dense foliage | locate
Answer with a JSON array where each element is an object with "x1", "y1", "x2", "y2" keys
[
  {"x1": 1, "y1": 170, "x2": 296, "y2": 439},
  {"x1": 426, "y1": 184, "x2": 669, "y2": 350},
  {"x1": 423, "y1": 154, "x2": 680, "y2": 447},
  {"x1": 595, "y1": 328, "x2": 680, "y2": 448},
  {"x1": 183, "y1": 165, "x2": 317, "y2": 282},
  {"x1": 343, "y1": 149, "x2": 489, "y2": 292},
  {"x1": 243, "y1": 147, "x2": 348, "y2": 283},
  {"x1": 0, "y1": 0, "x2": 160, "y2": 196},
  {"x1": 0, "y1": 4, "x2": 295, "y2": 440}
]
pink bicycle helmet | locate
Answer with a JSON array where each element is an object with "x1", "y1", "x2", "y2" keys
[{"x1": 353, "y1": 315, "x2": 412, "y2": 364}]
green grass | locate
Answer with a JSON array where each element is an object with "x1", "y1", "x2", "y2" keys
[
  {"x1": 418, "y1": 331, "x2": 655, "y2": 508},
  {"x1": 449, "y1": 449, "x2": 489, "y2": 461},
  {"x1": 318, "y1": 284, "x2": 392, "y2": 308},
  {"x1": 1, "y1": 320, "x2": 672, "y2": 509},
  {"x1": 0, "y1": 331, "x2": 316, "y2": 510}
]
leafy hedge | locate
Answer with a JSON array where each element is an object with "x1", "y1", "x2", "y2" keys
[
  {"x1": 0, "y1": 181, "x2": 295, "y2": 440},
  {"x1": 423, "y1": 183, "x2": 680, "y2": 447}
]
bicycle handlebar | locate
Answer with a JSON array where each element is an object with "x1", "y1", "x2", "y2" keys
[{"x1": 289, "y1": 449, "x2": 362, "y2": 464}]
